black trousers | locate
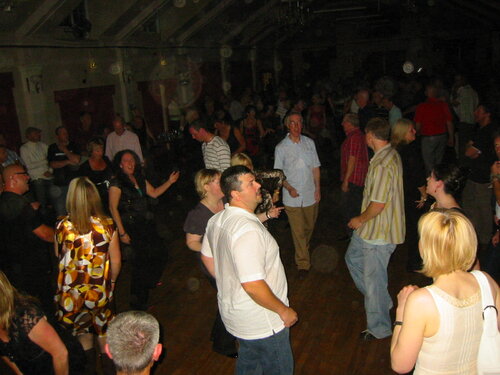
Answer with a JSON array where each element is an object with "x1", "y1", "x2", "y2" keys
[
  {"x1": 126, "y1": 218, "x2": 168, "y2": 309},
  {"x1": 196, "y1": 253, "x2": 237, "y2": 355}
]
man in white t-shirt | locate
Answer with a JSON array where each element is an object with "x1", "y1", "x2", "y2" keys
[{"x1": 201, "y1": 165, "x2": 297, "y2": 375}]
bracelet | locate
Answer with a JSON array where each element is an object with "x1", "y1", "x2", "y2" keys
[
  {"x1": 393, "y1": 321, "x2": 403, "y2": 326},
  {"x1": 266, "y1": 211, "x2": 272, "y2": 219},
  {"x1": 119, "y1": 232, "x2": 127, "y2": 237}
]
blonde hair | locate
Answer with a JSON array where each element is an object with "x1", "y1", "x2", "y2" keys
[
  {"x1": 66, "y1": 177, "x2": 107, "y2": 234},
  {"x1": 0, "y1": 271, "x2": 16, "y2": 331},
  {"x1": 230, "y1": 153, "x2": 254, "y2": 170},
  {"x1": 391, "y1": 118, "x2": 414, "y2": 148},
  {"x1": 194, "y1": 169, "x2": 220, "y2": 199},
  {"x1": 418, "y1": 209, "x2": 477, "y2": 278}
]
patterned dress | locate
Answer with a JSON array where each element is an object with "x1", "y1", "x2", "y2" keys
[{"x1": 55, "y1": 216, "x2": 115, "y2": 337}]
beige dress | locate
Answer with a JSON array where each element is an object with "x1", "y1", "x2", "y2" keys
[{"x1": 415, "y1": 285, "x2": 482, "y2": 375}]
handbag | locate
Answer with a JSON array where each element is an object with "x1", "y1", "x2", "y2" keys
[{"x1": 471, "y1": 270, "x2": 500, "y2": 375}]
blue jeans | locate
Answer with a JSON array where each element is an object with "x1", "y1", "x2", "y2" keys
[
  {"x1": 421, "y1": 134, "x2": 447, "y2": 174},
  {"x1": 31, "y1": 178, "x2": 53, "y2": 217},
  {"x1": 345, "y1": 233, "x2": 396, "y2": 338},
  {"x1": 50, "y1": 184, "x2": 69, "y2": 217},
  {"x1": 236, "y1": 328, "x2": 293, "y2": 375}
]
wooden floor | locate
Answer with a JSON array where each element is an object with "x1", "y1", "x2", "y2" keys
[
  {"x1": 119, "y1": 185, "x2": 429, "y2": 375},
  {"x1": 2, "y1": 182, "x2": 430, "y2": 375}
]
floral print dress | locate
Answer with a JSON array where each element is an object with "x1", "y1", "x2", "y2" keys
[{"x1": 55, "y1": 216, "x2": 115, "y2": 336}]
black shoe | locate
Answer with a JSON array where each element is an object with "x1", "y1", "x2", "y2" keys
[
  {"x1": 298, "y1": 269, "x2": 309, "y2": 280},
  {"x1": 359, "y1": 330, "x2": 377, "y2": 341},
  {"x1": 225, "y1": 352, "x2": 238, "y2": 359}
]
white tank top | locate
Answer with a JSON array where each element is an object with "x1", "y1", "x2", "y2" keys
[{"x1": 414, "y1": 285, "x2": 482, "y2": 375}]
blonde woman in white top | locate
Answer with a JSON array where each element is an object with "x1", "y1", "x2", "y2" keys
[{"x1": 391, "y1": 209, "x2": 500, "y2": 375}]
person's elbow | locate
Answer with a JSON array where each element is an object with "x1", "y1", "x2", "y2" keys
[{"x1": 391, "y1": 359, "x2": 414, "y2": 374}]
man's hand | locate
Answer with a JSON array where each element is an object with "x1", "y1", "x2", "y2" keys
[
  {"x1": 288, "y1": 186, "x2": 299, "y2": 198},
  {"x1": 43, "y1": 171, "x2": 52, "y2": 178},
  {"x1": 348, "y1": 216, "x2": 363, "y2": 230},
  {"x1": 341, "y1": 180, "x2": 349, "y2": 193},
  {"x1": 314, "y1": 188, "x2": 321, "y2": 203},
  {"x1": 279, "y1": 306, "x2": 298, "y2": 327}
]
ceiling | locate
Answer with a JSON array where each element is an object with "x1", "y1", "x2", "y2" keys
[{"x1": 0, "y1": 0, "x2": 498, "y2": 51}]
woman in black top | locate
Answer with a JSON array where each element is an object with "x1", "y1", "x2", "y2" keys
[
  {"x1": 183, "y1": 169, "x2": 237, "y2": 358},
  {"x1": 214, "y1": 111, "x2": 246, "y2": 156},
  {"x1": 0, "y1": 271, "x2": 85, "y2": 375},
  {"x1": 109, "y1": 150, "x2": 179, "y2": 310},
  {"x1": 79, "y1": 138, "x2": 113, "y2": 209}
]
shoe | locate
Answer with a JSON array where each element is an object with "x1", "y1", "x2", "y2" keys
[
  {"x1": 298, "y1": 270, "x2": 309, "y2": 280},
  {"x1": 225, "y1": 352, "x2": 238, "y2": 359},
  {"x1": 359, "y1": 330, "x2": 377, "y2": 341}
]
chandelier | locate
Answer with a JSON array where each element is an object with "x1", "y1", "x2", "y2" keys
[{"x1": 275, "y1": 0, "x2": 311, "y2": 30}]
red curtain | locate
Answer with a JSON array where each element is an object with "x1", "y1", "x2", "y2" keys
[{"x1": 54, "y1": 85, "x2": 116, "y2": 139}]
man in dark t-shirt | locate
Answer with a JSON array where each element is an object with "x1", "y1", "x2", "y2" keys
[
  {"x1": 463, "y1": 103, "x2": 498, "y2": 246},
  {"x1": 48, "y1": 126, "x2": 80, "y2": 216},
  {"x1": 0, "y1": 164, "x2": 55, "y2": 315}
]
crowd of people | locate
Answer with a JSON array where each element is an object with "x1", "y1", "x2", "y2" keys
[{"x1": 0, "y1": 72, "x2": 499, "y2": 375}]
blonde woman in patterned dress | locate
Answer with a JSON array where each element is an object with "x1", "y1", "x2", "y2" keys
[{"x1": 55, "y1": 176, "x2": 121, "y2": 375}]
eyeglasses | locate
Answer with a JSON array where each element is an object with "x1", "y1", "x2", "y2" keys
[{"x1": 14, "y1": 172, "x2": 29, "y2": 176}]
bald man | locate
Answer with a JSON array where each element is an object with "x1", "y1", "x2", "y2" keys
[{"x1": 0, "y1": 164, "x2": 55, "y2": 314}]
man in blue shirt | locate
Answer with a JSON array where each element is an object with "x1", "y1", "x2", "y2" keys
[{"x1": 274, "y1": 112, "x2": 321, "y2": 278}]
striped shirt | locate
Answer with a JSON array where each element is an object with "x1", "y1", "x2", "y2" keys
[
  {"x1": 356, "y1": 144, "x2": 405, "y2": 245},
  {"x1": 202, "y1": 136, "x2": 230, "y2": 173}
]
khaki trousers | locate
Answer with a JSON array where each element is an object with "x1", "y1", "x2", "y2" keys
[{"x1": 285, "y1": 203, "x2": 319, "y2": 270}]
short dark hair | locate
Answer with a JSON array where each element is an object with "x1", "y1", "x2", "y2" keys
[
  {"x1": 55, "y1": 126, "x2": 66, "y2": 136},
  {"x1": 189, "y1": 119, "x2": 209, "y2": 132},
  {"x1": 365, "y1": 117, "x2": 390, "y2": 141},
  {"x1": 221, "y1": 165, "x2": 252, "y2": 201}
]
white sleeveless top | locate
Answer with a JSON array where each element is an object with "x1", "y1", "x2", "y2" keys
[{"x1": 414, "y1": 285, "x2": 482, "y2": 375}]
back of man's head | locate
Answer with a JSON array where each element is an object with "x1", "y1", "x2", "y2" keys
[
  {"x1": 221, "y1": 165, "x2": 252, "y2": 202},
  {"x1": 365, "y1": 117, "x2": 391, "y2": 142},
  {"x1": 106, "y1": 311, "x2": 162, "y2": 375},
  {"x1": 189, "y1": 119, "x2": 209, "y2": 133}
]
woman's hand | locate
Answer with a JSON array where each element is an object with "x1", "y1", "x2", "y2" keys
[
  {"x1": 120, "y1": 233, "x2": 131, "y2": 245},
  {"x1": 267, "y1": 206, "x2": 284, "y2": 219},
  {"x1": 168, "y1": 171, "x2": 180, "y2": 184}
]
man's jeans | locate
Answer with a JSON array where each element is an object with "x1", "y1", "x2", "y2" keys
[
  {"x1": 50, "y1": 184, "x2": 69, "y2": 217},
  {"x1": 345, "y1": 233, "x2": 396, "y2": 339},
  {"x1": 421, "y1": 134, "x2": 447, "y2": 174},
  {"x1": 236, "y1": 327, "x2": 293, "y2": 375},
  {"x1": 31, "y1": 178, "x2": 53, "y2": 215}
]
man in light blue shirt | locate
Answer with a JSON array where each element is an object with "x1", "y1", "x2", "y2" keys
[
  {"x1": 274, "y1": 112, "x2": 321, "y2": 277},
  {"x1": 382, "y1": 96, "x2": 402, "y2": 127}
]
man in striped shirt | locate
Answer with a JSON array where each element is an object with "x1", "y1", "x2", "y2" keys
[
  {"x1": 345, "y1": 117, "x2": 405, "y2": 341},
  {"x1": 189, "y1": 119, "x2": 231, "y2": 173}
]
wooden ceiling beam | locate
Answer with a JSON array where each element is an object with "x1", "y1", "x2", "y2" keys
[
  {"x1": 177, "y1": 0, "x2": 236, "y2": 44},
  {"x1": 221, "y1": 0, "x2": 280, "y2": 44},
  {"x1": 114, "y1": 0, "x2": 170, "y2": 41},
  {"x1": 15, "y1": 0, "x2": 77, "y2": 38}
]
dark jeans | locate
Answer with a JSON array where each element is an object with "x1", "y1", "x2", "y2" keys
[
  {"x1": 31, "y1": 178, "x2": 53, "y2": 219},
  {"x1": 405, "y1": 200, "x2": 424, "y2": 271},
  {"x1": 236, "y1": 328, "x2": 293, "y2": 375},
  {"x1": 340, "y1": 183, "x2": 364, "y2": 235}
]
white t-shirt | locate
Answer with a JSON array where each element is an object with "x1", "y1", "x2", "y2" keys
[{"x1": 201, "y1": 205, "x2": 288, "y2": 340}]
